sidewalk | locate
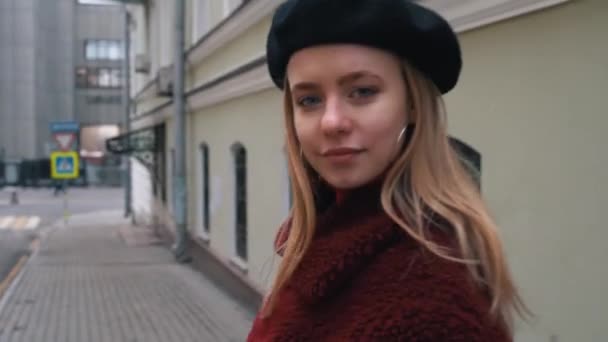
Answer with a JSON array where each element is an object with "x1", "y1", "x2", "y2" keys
[{"x1": 0, "y1": 210, "x2": 254, "y2": 342}]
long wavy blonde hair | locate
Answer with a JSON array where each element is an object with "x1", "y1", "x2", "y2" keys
[{"x1": 262, "y1": 60, "x2": 529, "y2": 333}]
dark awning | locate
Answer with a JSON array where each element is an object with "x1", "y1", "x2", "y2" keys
[{"x1": 106, "y1": 127, "x2": 156, "y2": 154}]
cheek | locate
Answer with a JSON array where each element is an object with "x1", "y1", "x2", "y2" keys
[
  {"x1": 370, "y1": 127, "x2": 398, "y2": 156},
  {"x1": 293, "y1": 115, "x2": 317, "y2": 148},
  {"x1": 364, "y1": 117, "x2": 404, "y2": 161}
]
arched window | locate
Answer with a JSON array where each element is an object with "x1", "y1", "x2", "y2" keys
[
  {"x1": 231, "y1": 142, "x2": 247, "y2": 261},
  {"x1": 449, "y1": 137, "x2": 482, "y2": 189},
  {"x1": 283, "y1": 146, "x2": 293, "y2": 214},
  {"x1": 199, "y1": 143, "x2": 210, "y2": 237}
]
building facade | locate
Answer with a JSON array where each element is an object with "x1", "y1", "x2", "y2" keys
[
  {"x1": 74, "y1": 1, "x2": 125, "y2": 185},
  {"x1": 0, "y1": 0, "x2": 74, "y2": 161},
  {"x1": 127, "y1": 1, "x2": 608, "y2": 341},
  {"x1": 0, "y1": 0, "x2": 125, "y2": 186}
]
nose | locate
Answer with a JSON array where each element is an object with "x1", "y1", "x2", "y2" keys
[{"x1": 320, "y1": 96, "x2": 352, "y2": 136}]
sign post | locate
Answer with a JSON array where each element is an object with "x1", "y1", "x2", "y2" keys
[
  {"x1": 50, "y1": 121, "x2": 80, "y2": 151},
  {"x1": 50, "y1": 151, "x2": 80, "y2": 179},
  {"x1": 51, "y1": 151, "x2": 79, "y2": 226},
  {"x1": 50, "y1": 121, "x2": 80, "y2": 226}
]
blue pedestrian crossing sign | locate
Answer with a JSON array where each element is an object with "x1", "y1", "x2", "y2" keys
[{"x1": 51, "y1": 151, "x2": 80, "y2": 179}]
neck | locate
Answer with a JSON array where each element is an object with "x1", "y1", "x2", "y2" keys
[
  {"x1": 329, "y1": 175, "x2": 386, "y2": 207},
  {"x1": 334, "y1": 188, "x2": 348, "y2": 205}
]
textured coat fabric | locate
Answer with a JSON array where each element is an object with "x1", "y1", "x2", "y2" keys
[
  {"x1": 247, "y1": 183, "x2": 510, "y2": 341},
  {"x1": 266, "y1": 0, "x2": 462, "y2": 94}
]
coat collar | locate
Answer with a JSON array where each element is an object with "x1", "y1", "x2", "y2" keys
[{"x1": 288, "y1": 180, "x2": 404, "y2": 305}]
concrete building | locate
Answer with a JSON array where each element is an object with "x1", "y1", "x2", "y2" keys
[
  {"x1": 0, "y1": 0, "x2": 74, "y2": 161},
  {"x1": 0, "y1": 0, "x2": 125, "y2": 186},
  {"x1": 74, "y1": 1, "x2": 125, "y2": 185},
  {"x1": 126, "y1": 1, "x2": 608, "y2": 341}
]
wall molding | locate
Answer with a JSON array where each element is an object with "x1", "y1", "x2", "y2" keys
[
  {"x1": 133, "y1": 0, "x2": 572, "y2": 124},
  {"x1": 134, "y1": 76, "x2": 158, "y2": 102},
  {"x1": 184, "y1": 0, "x2": 571, "y2": 68},
  {"x1": 132, "y1": 101, "x2": 172, "y2": 131},
  {"x1": 181, "y1": 0, "x2": 571, "y2": 108},
  {"x1": 419, "y1": 0, "x2": 572, "y2": 33},
  {"x1": 187, "y1": 0, "x2": 282, "y2": 66},
  {"x1": 131, "y1": 55, "x2": 272, "y2": 127},
  {"x1": 187, "y1": 55, "x2": 272, "y2": 112}
]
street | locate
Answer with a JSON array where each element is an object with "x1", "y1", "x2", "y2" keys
[{"x1": 0, "y1": 187, "x2": 124, "y2": 291}]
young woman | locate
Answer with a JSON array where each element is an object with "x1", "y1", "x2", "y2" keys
[{"x1": 248, "y1": 0, "x2": 528, "y2": 340}]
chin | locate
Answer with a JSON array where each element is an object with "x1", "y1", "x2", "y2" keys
[{"x1": 322, "y1": 173, "x2": 370, "y2": 190}]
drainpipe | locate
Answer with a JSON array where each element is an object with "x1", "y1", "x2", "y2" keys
[
  {"x1": 122, "y1": 3, "x2": 132, "y2": 218},
  {"x1": 172, "y1": 0, "x2": 189, "y2": 262}
]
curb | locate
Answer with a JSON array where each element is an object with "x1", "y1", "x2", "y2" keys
[{"x1": 0, "y1": 237, "x2": 39, "y2": 314}]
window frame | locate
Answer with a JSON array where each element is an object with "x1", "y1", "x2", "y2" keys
[
  {"x1": 76, "y1": 66, "x2": 123, "y2": 89},
  {"x1": 84, "y1": 39, "x2": 124, "y2": 61},
  {"x1": 199, "y1": 142, "x2": 211, "y2": 241},
  {"x1": 230, "y1": 142, "x2": 248, "y2": 269},
  {"x1": 191, "y1": 0, "x2": 211, "y2": 45},
  {"x1": 222, "y1": 0, "x2": 243, "y2": 18}
]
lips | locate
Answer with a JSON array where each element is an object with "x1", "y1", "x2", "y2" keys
[
  {"x1": 322, "y1": 147, "x2": 364, "y2": 156},
  {"x1": 321, "y1": 147, "x2": 364, "y2": 163}
]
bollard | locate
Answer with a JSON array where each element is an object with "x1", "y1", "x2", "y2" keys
[{"x1": 10, "y1": 190, "x2": 18, "y2": 205}]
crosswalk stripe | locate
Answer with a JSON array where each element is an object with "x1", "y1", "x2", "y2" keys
[
  {"x1": 0, "y1": 216, "x2": 40, "y2": 230},
  {"x1": 0, "y1": 216, "x2": 15, "y2": 229},
  {"x1": 24, "y1": 216, "x2": 41, "y2": 230},
  {"x1": 13, "y1": 216, "x2": 28, "y2": 231}
]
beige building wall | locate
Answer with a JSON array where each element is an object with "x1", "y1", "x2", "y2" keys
[
  {"x1": 188, "y1": 88, "x2": 286, "y2": 289},
  {"x1": 129, "y1": 0, "x2": 606, "y2": 340},
  {"x1": 445, "y1": 1, "x2": 607, "y2": 341},
  {"x1": 189, "y1": 18, "x2": 269, "y2": 86}
]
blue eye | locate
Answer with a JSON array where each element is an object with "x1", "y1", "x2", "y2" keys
[
  {"x1": 350, "y1": 87, "x2": 378, "y2": 98},
  {"x1": 297, "y1": 96, "x2": 322, "y2": 107}
]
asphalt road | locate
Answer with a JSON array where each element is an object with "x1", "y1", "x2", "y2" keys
[{"x1": 0, "y1": 186, "x2": 125, "y2": 286}]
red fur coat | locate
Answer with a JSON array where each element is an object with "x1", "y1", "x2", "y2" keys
[{"x1": 248, "y1": 183, "x2": 509, "y2": 341}]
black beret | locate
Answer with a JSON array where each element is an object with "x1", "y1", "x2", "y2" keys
[{"x1": 266, "y1": 0, "x2": 462, "y2": 94}]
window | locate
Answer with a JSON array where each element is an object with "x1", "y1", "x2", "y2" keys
[
  {"x1": 87, "y1": 67, "x2": 99, "y2": 87},
  {"x1": 76, "y1": 67, "x2": 88, "y2": 87},
  {"x1": 449, "y1": 137, "x2": 482, "y2": 189},
  {"x1": 98, "y1": 40, "x2": 110, "y2": 59},
  {"x1": 200, "y1": 143, "x2": 210, "y2": 237},
  {"x1": 85, "y1": 40, "x2": 123, "y2": 61},
  {"x1": 110, "y1": 69, "x2": 121, "y2": 88},
  {"x1": 75, "y1": 67, "x2": 123, "y2": 89},
  {"x1": 170, "y1": 148, "x2": 176, "y2": 207},
  {"x1": 232, "y1": 142, "x2": 247, "y2": 262},
  {"x1": 78, "y1": 0, "x2": 118, "y2": 5},
  {"x1": 288, "y1": 176, "x2": 293, "y2": 211},
  {"x1": 192, "y1": 0, "x2": 210, "y2": 44},
  {"x1": 283, "y1": 151, "x2": 293, "y2": 214},
  {"x1": 85, "y1": 41, "x2": 98, "y2": 60},
  {"x1": 98, "y1": 68, "x2": 111, "y2": 87},
  {"x1": 108, "y1": 41, "x2": 122, "y2": 60},
  {"x1": 223, "y1": 0, "x2": 243, "y2": 18}
]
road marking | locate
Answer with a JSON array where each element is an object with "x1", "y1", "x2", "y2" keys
[
  {"x1": 0, "y1": 216, "x2": 41, "y2": 230},
  {"x1": 0, "y1": 255, "x2": 28, "y2": 300},
  {"x1": 0, "y1": 216, "x2": 15, "y2": 230},
  {"x1": 13, "y1": 216, "x2": 28, "y2": 231},
  {"x1": 24, "y1": 216, "x2": 41, "y2": 230},
  {"x1": 0, "y1": 237, "x2": 38, "y2": 303}
]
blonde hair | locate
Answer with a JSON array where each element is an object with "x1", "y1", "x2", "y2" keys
[{"x1": 262, "y1": 60, "x2": 529, "y2": 334}]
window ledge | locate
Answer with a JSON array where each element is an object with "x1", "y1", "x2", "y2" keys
[
  {"x1": 200, "y1": 230, "x2": 210, "y2": 241},
  {"x1": 229, "y1": 256, "x2": 248, "y2": 274}
]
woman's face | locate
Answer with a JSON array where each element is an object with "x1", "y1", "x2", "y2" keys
[{"x1": 287, "y1": 44, "x2": 409, "y2": 190}]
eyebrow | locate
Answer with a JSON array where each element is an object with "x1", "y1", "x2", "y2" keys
[{"x1": 290, "y1": 70, "x2": 382, "y2": 92}]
